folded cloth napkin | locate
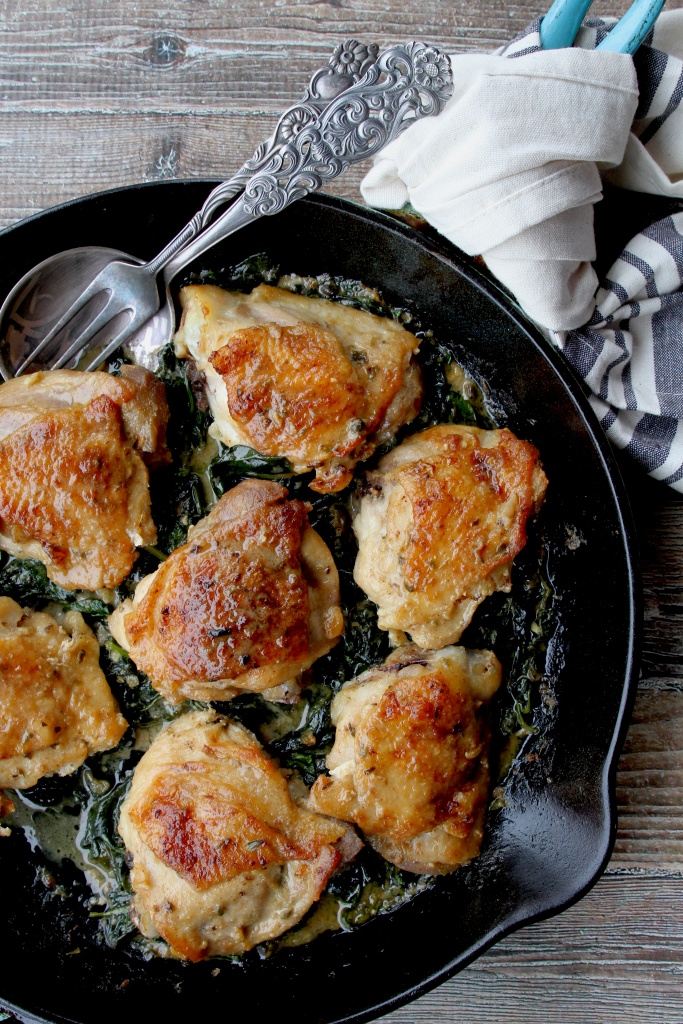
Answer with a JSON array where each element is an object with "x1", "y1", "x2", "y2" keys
[{"x1": 361, "y1": 12, "x2": 683, "y2": 492}]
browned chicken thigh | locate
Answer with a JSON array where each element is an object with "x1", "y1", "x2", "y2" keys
[
  {"x1": 109, "y1": 479, "x2": 343, "y2": 703},
  {"x1": 309, "y1": 644, "x2": 502, "y2": 874},
  {"x1": 0, "y1": 366, "x2": 169, "y2": 590},
  {"x1": 352, "y1": 424, "x2": 548, "y2": 648},
  {"x1": 173, "y1": 284, "x2": 423, "y2": 492},
  {"x1": 0, "y1": 597, "x2": 127, "y2": 789},
  {"x1": 118, "y1": 710, "x2": 355, "y2": 959}
]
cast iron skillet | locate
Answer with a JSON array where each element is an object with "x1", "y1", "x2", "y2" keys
[{"x1": 0, "y1": 184, "x2": 639, "y2": 1024}]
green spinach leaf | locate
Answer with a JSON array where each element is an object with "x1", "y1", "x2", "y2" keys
[
  {"x1": 0, "y1": 556, "x2": 111, "y2": 618},
  {"x1": 208, "y1": 444, "x2": 293, "y2": 498}
]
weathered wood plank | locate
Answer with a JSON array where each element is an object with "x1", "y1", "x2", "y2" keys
[
  {"x1": 623, "y1": 469, "x2": 683, "y2": 686},
  {"x1": 612, "y1": 690, "x2": 683, "y2": 873},
  {"x1": 378, "y1": 876, "x2": 683, "y2": 1023},
  {"x1": 605, "y1": 473, "x2": 683, "y2": 874},
  {"x1": 2, "y1": 0, "x2": 682, "y2": 116},
  {"x1": 0, "y1": 0, "x2": 525, "y2": 117},
  {"x1": 0, "y1": 112, "x2": 370, "y2": 231},
  {"x1": 0, "y1": 0, "x2": 531, "y2": 114}
]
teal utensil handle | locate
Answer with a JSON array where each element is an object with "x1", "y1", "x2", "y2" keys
[
  {"x1": 596, "y1": 0, "x2": 665, "y2": 52},
  {"x1": 540, "y1": 0, "x2": 665, "y2": 53},
  {"x1": 540, "y1": 0, "x2": 593, "y2": 49}
]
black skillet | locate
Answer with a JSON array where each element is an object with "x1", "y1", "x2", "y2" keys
[{"x1": 0, "y1": 184, "x2": 639, "y2": 1024}]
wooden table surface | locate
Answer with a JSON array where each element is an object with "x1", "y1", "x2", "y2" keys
[{"x1": 1, "y1": 1, "x2": 682, "y2": 1021}]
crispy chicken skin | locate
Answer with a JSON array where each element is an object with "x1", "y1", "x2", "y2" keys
[
  {"x1": 173, "y1": 283, "x2": 423, "y2": 493},
  {"x1": 0, "y1": 597, "x2": 128, "y2": 789},
  {"x1": 352, "y1": 424, "x2": 548, "y2": 648},
  {"x1": 0, "y1": 366, "x2": 170, "y2": 590},
  {"x1": 118, "y1": 710, "x2": 353, "y2": 959},
  {"x1": 109, "y1": 479, "x2": 344, "y2": 704},
  {"x1": 309, "y1": 644, "x2": 502, "y2": 874}
]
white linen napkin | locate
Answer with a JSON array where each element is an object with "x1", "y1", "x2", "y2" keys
[{"x1": 361, "y1": 13, "x2": 683, "y2": 491}]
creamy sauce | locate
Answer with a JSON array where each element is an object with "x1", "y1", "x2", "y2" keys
[
  {"x1": 191, "y1": 435, "x2": 220, "y2": 505},
  {"x1": 278, "y1": 893, "x2": 346, "y2": 948},
  {"x1": 7, "y1": 774, "x2": 126, "y2": 906},
  {"x1": 260, "y1": 700, "x2": 308, "y2": 744},
  {"x1": 8, "y1": 791, "x2": 84, "y2": 868},
  {"x1": 277, "y1": 873, "x2": 435, "y2": 951},
  {"x1": 133, "y1": 721, "x2": 168, "y2": 752},
  {"x1": 445, "y1": 360, "x2": 491, "y2": 420}
]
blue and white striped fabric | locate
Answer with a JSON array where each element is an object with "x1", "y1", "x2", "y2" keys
[
  {"x1": 562, "y1": 215, "x2": 683, "y2": 489},
  {"x1": 504, "y1": 17, "x2": 683, "y2": 491}
]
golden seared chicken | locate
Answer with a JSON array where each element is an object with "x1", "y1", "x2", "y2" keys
[
  {"x1": 309, "y1": 644, "x2": 502, "y2": 874},
  {"x1": 118, "y1": 710, "x2": 357, "y2": 959},
  {"x1": 109, "y1": 479, "x2": 343, "y2": 704},
  {"x1": 173, "y1": 283, "x2": 423, "y2": 493},
  {"x1": 353, "y1": 424, "x2": 548, "y2": 648},
  {"x1": 0, "y1": 597, "x2": 128, "y2": 789},
  {"x1": 0, "y1": 366, "x2": 169, "y2": 590}
]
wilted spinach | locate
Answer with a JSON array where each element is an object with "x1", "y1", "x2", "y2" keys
[
  {"x1": 208, "y1": 444, "x2": 293, "y2": 497},
  {"x1": 414, "y1": 333, "x2": 486, "y2": 429},
  {"x1": 96, "y1": 623, "x2": 201, "y2": 727},
  {"x1": 0, "y1": 555, "x2": 111, "y2": 618},
  {"x1": 279, "y1": 271, "x2": 413, "y2": 320},
  {"x1": 187, "y1": 251, "x2": 281, "y2": 292},
  {"x1": 461, "y1": 536, "x2": 557, "y2": 776},
  {"x1": 80, "y1": 772, "x2": 137, "y2": 947},
  {"x1": 155, "y1": 343, "x2": 210, "y2": 454},
  {"x1": 151, "y1": 465, "x2": 205, "y2": 554},
  {"x1": 147, "y1": 343, "x2": 210, "y2": 553}
]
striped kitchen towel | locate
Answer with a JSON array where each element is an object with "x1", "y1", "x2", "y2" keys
[
  {"x1": 362, "y1": 12, "x2": 683, "y2": 491},
  {"x1": 559, "y1": 212, "x2": 683, "y2": 490}
]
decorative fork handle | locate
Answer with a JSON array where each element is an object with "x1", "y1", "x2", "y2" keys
[
  {"x1": 162, "y1": 42, "x2": 453, "y2": 279},
  {"x1": 144, "y1": 40, "x2": 381, "y2": 276},
  {"x1": 197, "y1": 40, "x2": 382, "y2": 227}
]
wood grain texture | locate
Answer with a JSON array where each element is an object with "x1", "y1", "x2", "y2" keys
[
  {"x1": 378, "y1": 876, "x2": 683, "y2": 1023},
  {"x1": 612, "y1": 469, "x2": 683, "y2": 875},
  {"x1": 0, "y1": 0, "x2": 682, "y2": 1021},
  {"x1": 0, "y1": 0, "x2": 563, "y2": 112},
  {"x1": 0, "y1": 112, "x2": 370, "y2": 230},
  {"x1": 613, "y1": 689, "x2": 683, "y2": 873},
  {"x1": 0, "y1": 0, "x2": 535, "y2": 120}
]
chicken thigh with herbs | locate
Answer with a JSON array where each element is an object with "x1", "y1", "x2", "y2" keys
[
  {"x1": 352, "y1": 424, "x2": 548, "y2": 648},
  {"x1": 309, "y1": 644, "x2": 502, "y2": 874},
  {"x1": 118, "y1": 710, "x2": 357, "y2": 958},
  {"x1": 173, "y1": 283, "x2": 423, "y2": 493},
  {"x1": 0, "y1": 597, "x2": 127, "y2": 789},
  {"x1": 0, "y1": 366, "x2": 169, "y2": 590},
  {"x1": 109, "y1": 479, "x2": 343, "y2": 704}
]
